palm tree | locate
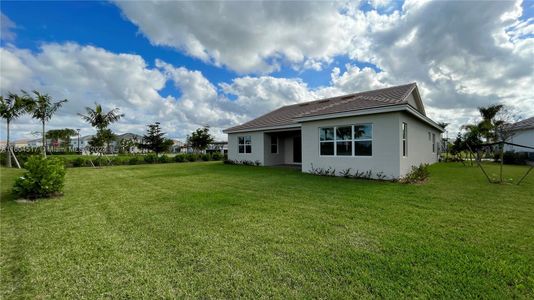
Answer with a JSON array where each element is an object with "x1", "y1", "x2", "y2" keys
[
  {"x1": 78, "y1": 104, "x2": 124, "y2": 130},
  {"x1": 0, "y1": 92, "x2": 32, "y2": 167},
  {"x1": 477, "y1": 104, "x2": 503, "y2": 142},
  {"x1": 78, "y1": 103, "x2": 124, "y2": 153},
  {"x1": 28, "y1": 91, "x2": 68, "y2": 156}
]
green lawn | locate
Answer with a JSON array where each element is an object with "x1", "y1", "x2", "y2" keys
[{"x1": 1, "y1": 162, "x2": 533, "y2": 298}]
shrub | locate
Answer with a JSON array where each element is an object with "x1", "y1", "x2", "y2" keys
[
  {"x1": 201, "y1": 154, "x2": 211, "y2": 161},
  {"x1": 158, "y1": 155, "x2": 170, "y2": 164},
  {"x1": 186, "y1": 154, "x2": 197, "y2": 162},
  {"x1": 400, "y1": 163, "x2": 429, "y2": 183},
  {"x1": 144, "y1": 153, "x2": 158, "y2": 164},
  {"x1": 12, "y1": 156, "x2": 66, "y2": 200},
  {"x1": 211, "y1": 152, "x2": 223, "y2": 161},
  {"x1": 502, "y1": 151, "x2": 528, "y2": 165},
  {"x1": 174, "y1": 154, "x2": 185, "y2": 162},
  {"x1": 129, "y1": 156, "x2": 141, "y2": 165},
  {"x1": 71, "y1": 157, "x2": 88, "y2": 167},
  {"x1": 254, "y1": 160, "x2": 261, "y2": 166},
  {"x1": 223, "y1": 158, "x2": 236, "y2": 165}
]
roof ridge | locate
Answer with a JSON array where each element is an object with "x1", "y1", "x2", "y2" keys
[{"x1": 280, "y1": 82, "x2": 416, "y2": 109}]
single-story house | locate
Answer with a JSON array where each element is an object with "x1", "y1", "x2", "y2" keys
[
  {"x1": 504, "y1": 116, "x2": 534, "y2": 153},
  {"x1": 223, "y1": 83, "x2": 444, "y2": 179}
]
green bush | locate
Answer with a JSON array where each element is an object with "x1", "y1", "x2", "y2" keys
[
  {"x1": 400, "y1": 164, "x2": 429, "y2": 183},
  {"x1": 211, "y1": 152, "x2": 223, "y2": 161},
  {"x1": 128, "y1": 156, "x2": 141, "y2": 165},
  {"x1": 503, "y1": 151, "x2": 529, "y2": 165},
  {"x1": 174, "y1": 154, "x2": 185, "y2": 162},
  {"x1": 71, "y1": 157, "x2": 88, "y2": 167},
  {"x1": 12, "y1": 156, "x2": 66, "y2": 200},
  {"x1": 186, "y1": 154, "x2": 197, "y2": 162},
  {"x1": 158, "y1": 155, "x2": 170, "y2": 164},
  {"x1": 144, "y1": 153, "x2": 158, "y2": 164},
  {"x1": 201, "y1": 154, "x2": 211, "y2": 161}
]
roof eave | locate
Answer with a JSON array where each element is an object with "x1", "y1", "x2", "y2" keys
[
  {"x1": 294, "y1": 104, "x2": 444, "y2": 132},
  {"x1": 223, "y1": 123, "x2": 301, "y2": 134}
]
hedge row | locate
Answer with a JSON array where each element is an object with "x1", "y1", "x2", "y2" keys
[{"x1": 0, "y1": 152, "x2": 224, "y2": 168}]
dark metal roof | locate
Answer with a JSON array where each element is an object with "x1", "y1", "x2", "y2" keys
[{"x1": 225, "y1": 83, "x2": 418, "y2": 133}]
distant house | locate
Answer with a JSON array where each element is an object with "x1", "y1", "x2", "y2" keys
[
  {"x1": 224, "y1": 83, "x2": 444, "y2": 179},
  {"x1": 505, "y1": 116, "x2": 534, "y2": 154}
]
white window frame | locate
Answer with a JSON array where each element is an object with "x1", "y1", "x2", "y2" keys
[
  {"x1": 318, "y1": 124, "x2": 373, "y2": 157},
  {"x1": 270, "y1": 136, "x2": 278, "y2": 154},
  {"x1": 238, "y1": 136, "x2": 252, "y2": 154},
  {"x1": 319, "y1": 127, "x2": 335, "y2": 156},
  {"x1": 402, "y1": 122, "x2": 408, "y2": 157}
]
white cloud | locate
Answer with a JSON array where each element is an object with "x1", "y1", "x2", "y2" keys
[
  {"x1": 114, "y1": 1, "x2": 360, "y2": 74},
  {"x1": 0, "y1": 12, "x2": 16, "y2": 41},
  {"x1": 2, "y1": 1, "x2": 533, "y2": 141}
]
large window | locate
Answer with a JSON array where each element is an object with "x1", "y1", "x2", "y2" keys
[
  {"x1": 270, "y1": 136, "x2": 278, "y2": 154},
  {"x1": 238, "y1": 136, "x2": 251, "y2": 154},
  {"x1": 402, "y1": 122, "x2": 408, "y2": 157},
  {"x1": 319, "y1": 124, "x2": 372, "y2": 156}
]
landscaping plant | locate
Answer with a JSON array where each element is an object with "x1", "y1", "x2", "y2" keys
[{"x1": 12, "y1": 155, "x2": 66, "y2": 200}]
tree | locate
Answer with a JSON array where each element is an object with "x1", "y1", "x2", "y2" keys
[
  {"x1": 477, "y1": 104, "x2": 503, "y2": 142},
  {"x1": 78, "y1": 103, "x2": 124, "y2": 154},
  {"x1": 88, "y1": 128, "x2": 116, "y2": 153},
  {"x1": 140, "y1": 122, "x2": 173, "y2": 155},
  {"x1": 46, "y1": 128, "x2": 77, "y2": 148},
  {"x1": 28, "y1": 91, "x2": 68, "y2": 156},
  {"x1": 0, "y1": 92, "x2": 32, "y2": 167},
  {"x1": 187, "y1": 127, "x2": 214, "y2": 153},
  {"x1": 78, "y1": 104, "x2": 124, "y2": 131}
]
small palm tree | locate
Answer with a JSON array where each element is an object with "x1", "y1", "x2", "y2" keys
[
  {"x1": 78, "y1": 103, "x2": 124, "y2": 153},
  {"x1": 28, "y1": 91, "x2": 68, "y2": 156},
  {"x1": 0, "y1": 92, "x2": 32, "y2": 167},
  {"x1": 78, "y1": 104, "x2": 124, "y2": 130}
]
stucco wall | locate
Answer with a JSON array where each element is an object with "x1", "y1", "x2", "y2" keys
[
  {"x1": 506, "y1": 129, "x2": 534, "y2": 152},
  {"x1": 227, "y1": 131, "x2": 265, "y2": 164},
  {"x1": 263, "y1": 134, "x2": 286, "y2": 166},
  {"x1": 301, "y1": 112, "x2": 401, "y2": 179},
  {"x1": 398, "y1": 112, "x2": 441, "y2": 176}
]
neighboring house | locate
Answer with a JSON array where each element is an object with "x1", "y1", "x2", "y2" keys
[
  {"x1": 27, "y1": 138, "x2": 43, "y2": 148},
  {"x1": 206, "y1": 141, "x2": 228, "y2": 155},
  {"x1": 224, "y1": 83, "x2": 444, "y2": 179},
  {"x1": 504, "y1": 116, "x2": 534, "y2": 153}
]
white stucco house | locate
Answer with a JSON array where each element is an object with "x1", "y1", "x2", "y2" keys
[
  {"x1": 504, "y1": 116, "x2": 534, "y2": 153},
  {"x1": 223, "y1": 83, "x2": 444, "y2": 179}
]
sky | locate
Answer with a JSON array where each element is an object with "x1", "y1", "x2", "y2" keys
[{"x1": 1, "y1": 0, "x2": 533, "y2": 141}]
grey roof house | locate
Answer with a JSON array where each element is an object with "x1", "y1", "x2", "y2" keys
[
  {"x1": 505, "y1": 116, "x2": 534, "y2": 153},
  {"x1": 224, "y1": 83, "x2": 444, "y2": 179}
]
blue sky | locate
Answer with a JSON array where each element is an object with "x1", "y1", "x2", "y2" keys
[{"x1": 1, "y1": 1, "x2": 532, "y2": 140}]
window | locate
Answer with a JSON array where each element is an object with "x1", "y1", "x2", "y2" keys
[
  {"x1": 320, "y1": 127, "x2": 334, "y2": 155},
  {"x1": 319, "y1": 124, "x2": 372, "y2": 156},
  {"x1": 270, "y1": 136, "x2": 278, "y2": 154},
  {"x1": 336, "y1": 126, "x2": 352, "y2": 156},
  {"x1": 402, "y1": 123, "x2": 408, "y2": 157},
  {"x1": 238, "y1": 136, "x2": 251, "y2": 154},
  {"x1": 432, "y1": 133, "x2": 436, "y2": 153},
  {"x1": 354, "y1": 124, "x2": 372, "y2": 156}
]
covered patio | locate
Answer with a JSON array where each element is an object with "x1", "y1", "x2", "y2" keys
[{"x1": 263, "y1": 129, "x2": 301, "y2": 167}]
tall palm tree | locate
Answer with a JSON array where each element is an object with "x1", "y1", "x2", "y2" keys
[
  {"x1": 78, "y1": 103, "x2": 124, "y2": 153},
  {"x1": 28, "y1": 91, "x2": 68, "y2": 157},
  {"x1": 0, "y1": 92, "x2": 32, "y2": 167}
]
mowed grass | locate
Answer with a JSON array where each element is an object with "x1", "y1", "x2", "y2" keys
[{"x1": 0, "y1": 162, "x2": 533, "y2": 298}]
